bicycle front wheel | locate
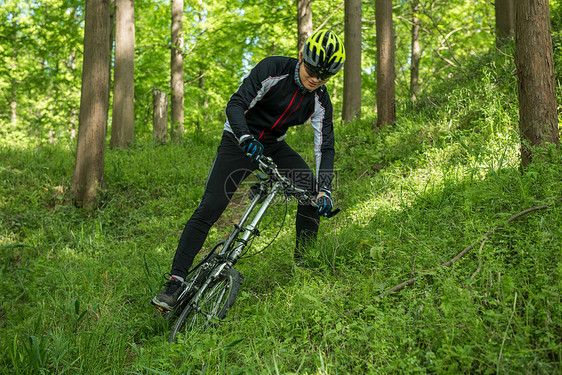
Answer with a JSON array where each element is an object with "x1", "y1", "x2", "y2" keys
[{"x1": 168, "y1": 268, "x2": 241, "y2": 343}]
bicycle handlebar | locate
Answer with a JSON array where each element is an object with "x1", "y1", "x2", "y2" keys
[{"x1": 257, "y1": 156, "x2": 341, "y2": 218}]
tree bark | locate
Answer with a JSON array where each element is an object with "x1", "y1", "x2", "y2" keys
[
  {"x1": 153, "y1": 86, "x2": 168, "y2": 144},
  {"x1": 496, "y1": 0, "x2": 515, "y2": 46},
  {"x1": 71, "y1": 0, "x2": 111, "y2": 210},
  {"x1": 170, "y1": 0, "x2": 184, "y2": 141},
  {"x1": 111, "y1": 0, "x2": 135, "y2": 148},
  {"x1": 297, "y1": 0, "x2": 313, "y2": 54},
  {"x1": 375, "y1": 0, "x2": 396, "y2": 127},
  {"x1": 342, "y1": 0, "x2": 362, "y2": 123},
  {"x1": 109, "y1": 2, "x2": 115, "y2": 114},
  {"x1": 515, "y1": 0, "x2": 559, "y2": 167},
  {"x1": 409, "y1": 0, "x2": 421, "y2": 101}
]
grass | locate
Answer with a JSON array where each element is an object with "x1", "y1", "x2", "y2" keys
[{"x1": 1, "y1": 49, "x2": 561, "y2": 374}]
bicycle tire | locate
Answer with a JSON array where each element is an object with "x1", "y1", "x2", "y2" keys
[{"x1": 168, "y1": 268, "x2": 241, "y2": 343}]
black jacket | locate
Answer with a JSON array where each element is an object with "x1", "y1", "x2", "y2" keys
[{"x1": 224, "y1": 55, "x2": 335, "y2": 191}]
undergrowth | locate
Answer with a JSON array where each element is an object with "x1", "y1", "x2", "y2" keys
[{"x1": 1, "y1": 48, "x2": 561, "y2": 374}]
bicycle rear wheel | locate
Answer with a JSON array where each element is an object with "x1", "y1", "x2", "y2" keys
[{"x1": 168, "y1": 268, "x2": 241, "y2": 343}]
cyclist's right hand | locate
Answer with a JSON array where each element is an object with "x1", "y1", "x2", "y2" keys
[{"x1": 239, "y1": 135, "x2": 264, "y2": 162}]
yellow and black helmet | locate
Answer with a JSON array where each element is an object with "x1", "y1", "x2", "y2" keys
[{"x1": 303, "y1": 30, "x2": 346, "y2": 79}]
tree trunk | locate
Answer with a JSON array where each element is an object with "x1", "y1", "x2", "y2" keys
[
  {"x1": 111, "y1": 0, "x2": 135, "y2": 148},
  {"x1": 515, "y1": 0, "x2": 559, "y2": 168},
  {"x1": 71, "y1": 0, "x2": 111, "y2": 210},
  {"x1": 409, "y1": 0, "x2": 421, "y2": 101},
  {"x1": 170, "y1": 0, "x2": 184, "y2": 141},
  {"x1": 109, "y1": 2, "x2": 115, "y2": 114},
  {"x1": 297, "y1": 0, "x2": 313, "y2": 54},
  {"x1": 342, "y1": 0, "x2": 362, "y2": 123},
  {"x1": 375, "y1": 0, "x2": 396, "y2": 127},
  {"x1": 496, "y1": 0, "x2": 515, "y2": 46},
  {"x1": 153, "y1": 86, "x2": 168, "y2": 144}
]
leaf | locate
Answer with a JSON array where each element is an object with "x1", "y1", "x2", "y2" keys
[
  {"x1": 73, "y1": 298, "x2": 80, "y2": 316},
  {"x1": 77, "y1": 310, "x2": 88, "y2": 323},
  {"x1": 223, "y1": 338, "x2": 244, "y2": 349}
]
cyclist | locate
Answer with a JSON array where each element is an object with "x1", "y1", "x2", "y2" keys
[{"x1": 153, "y1": 30, "x2": 346, "y2": 311}]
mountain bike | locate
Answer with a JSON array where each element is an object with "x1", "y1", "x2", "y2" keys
[{"x1": 154, "y1": 156, "x2": 340, "y2": 343}]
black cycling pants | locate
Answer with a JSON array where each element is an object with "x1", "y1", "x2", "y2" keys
[{"x1": 170, "y1": 131, "x2": 320, "y2": 278}]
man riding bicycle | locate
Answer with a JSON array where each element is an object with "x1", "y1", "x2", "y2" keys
[{"x1": 153, "y1": 30, "x2": 346, "y2": 311}]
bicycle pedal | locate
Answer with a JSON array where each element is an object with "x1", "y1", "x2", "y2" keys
[{"x1": 151, "y1": 300, "x2": 167, "y2": 313}]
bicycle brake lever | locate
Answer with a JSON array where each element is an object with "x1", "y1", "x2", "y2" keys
[{"x1": 325, "y1": 206, "x2": 342, "y2": 218}]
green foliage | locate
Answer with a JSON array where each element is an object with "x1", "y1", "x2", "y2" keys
[
  {"x1": 1, "y1": 0, "x2": 504, "y2": 143},
  {"x1": 372, "y1": 0, "x2": 495, "y2": 101},
  {"x1": 0, "y1": 0, "x2": 83, "y2": 142}
]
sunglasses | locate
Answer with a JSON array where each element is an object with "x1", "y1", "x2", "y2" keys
[{"x1": 303, "y1": 62, "x2": 333, "y2": 81}]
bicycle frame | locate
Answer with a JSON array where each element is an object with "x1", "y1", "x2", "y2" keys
[{"x1": 194, "y1": 173, "x2": 286, "y2": 289}]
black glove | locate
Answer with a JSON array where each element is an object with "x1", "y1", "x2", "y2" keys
[
  {"x1": 316, "y1": 189, "x2": 333, "y2": 217},
  {"x1": 239, "y1": 135, "x2": 264, "y2": 162}
]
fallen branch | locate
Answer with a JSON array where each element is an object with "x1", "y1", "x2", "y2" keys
[
  {"x1": 377, "y1": 202, "x2": 555, "y2": 298},
  {"x1": 470, "y1": 238, "x2": 486, "y2": 280}
]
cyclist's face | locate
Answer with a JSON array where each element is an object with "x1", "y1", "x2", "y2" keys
[{"x1": 298, "y1": 54, "x2": 330, "y2": 91}]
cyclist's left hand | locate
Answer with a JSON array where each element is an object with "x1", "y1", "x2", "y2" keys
[
  {"x1": 316, "y1": 189, "x2": 333, "y2": 217},
  {"x1": 239, "y1": 135, "x2": 264, "y2": 162}
]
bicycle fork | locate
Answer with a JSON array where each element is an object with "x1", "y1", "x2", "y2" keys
[{"x1": 189, "y1": 278, "x2": 229, "y2": 323}]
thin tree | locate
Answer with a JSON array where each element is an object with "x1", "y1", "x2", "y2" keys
[
  {"x1": 297, "y1": 0, "x2": 313, "y2": 54},
  {"x1": 495, "y1": 0, "x2": 515, "y2": 47},
  {"x1": 195, "y1": 0, "x2": 207, "y2": 134},
  {"x1": 153, "y1": 86, "x2": 168, "y2": 144},
  {"x1": 409, "y1": 0, "x2": 421, "y2": 101},
  {"x1": 170, "y1": 0, "x2": 184, "y2": 141},
  {"x1": 71, "y1": 0, "x2": 111, "y2": 209},
  {"x1": 515, "y1": 0, "x2": 559, "y2": 167},
  {"x1": 375, "y1": 0, "x2": 396, "y2": 127},
  {"x1": 342, "y1": 0, "x2": 362, "y2": 123},
  {"x1": 6, "y1": 16, "x2": 20, "y2": 127},
  {"x1": 111, "y1": 0, "x2": 135, "y2": 148}
]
